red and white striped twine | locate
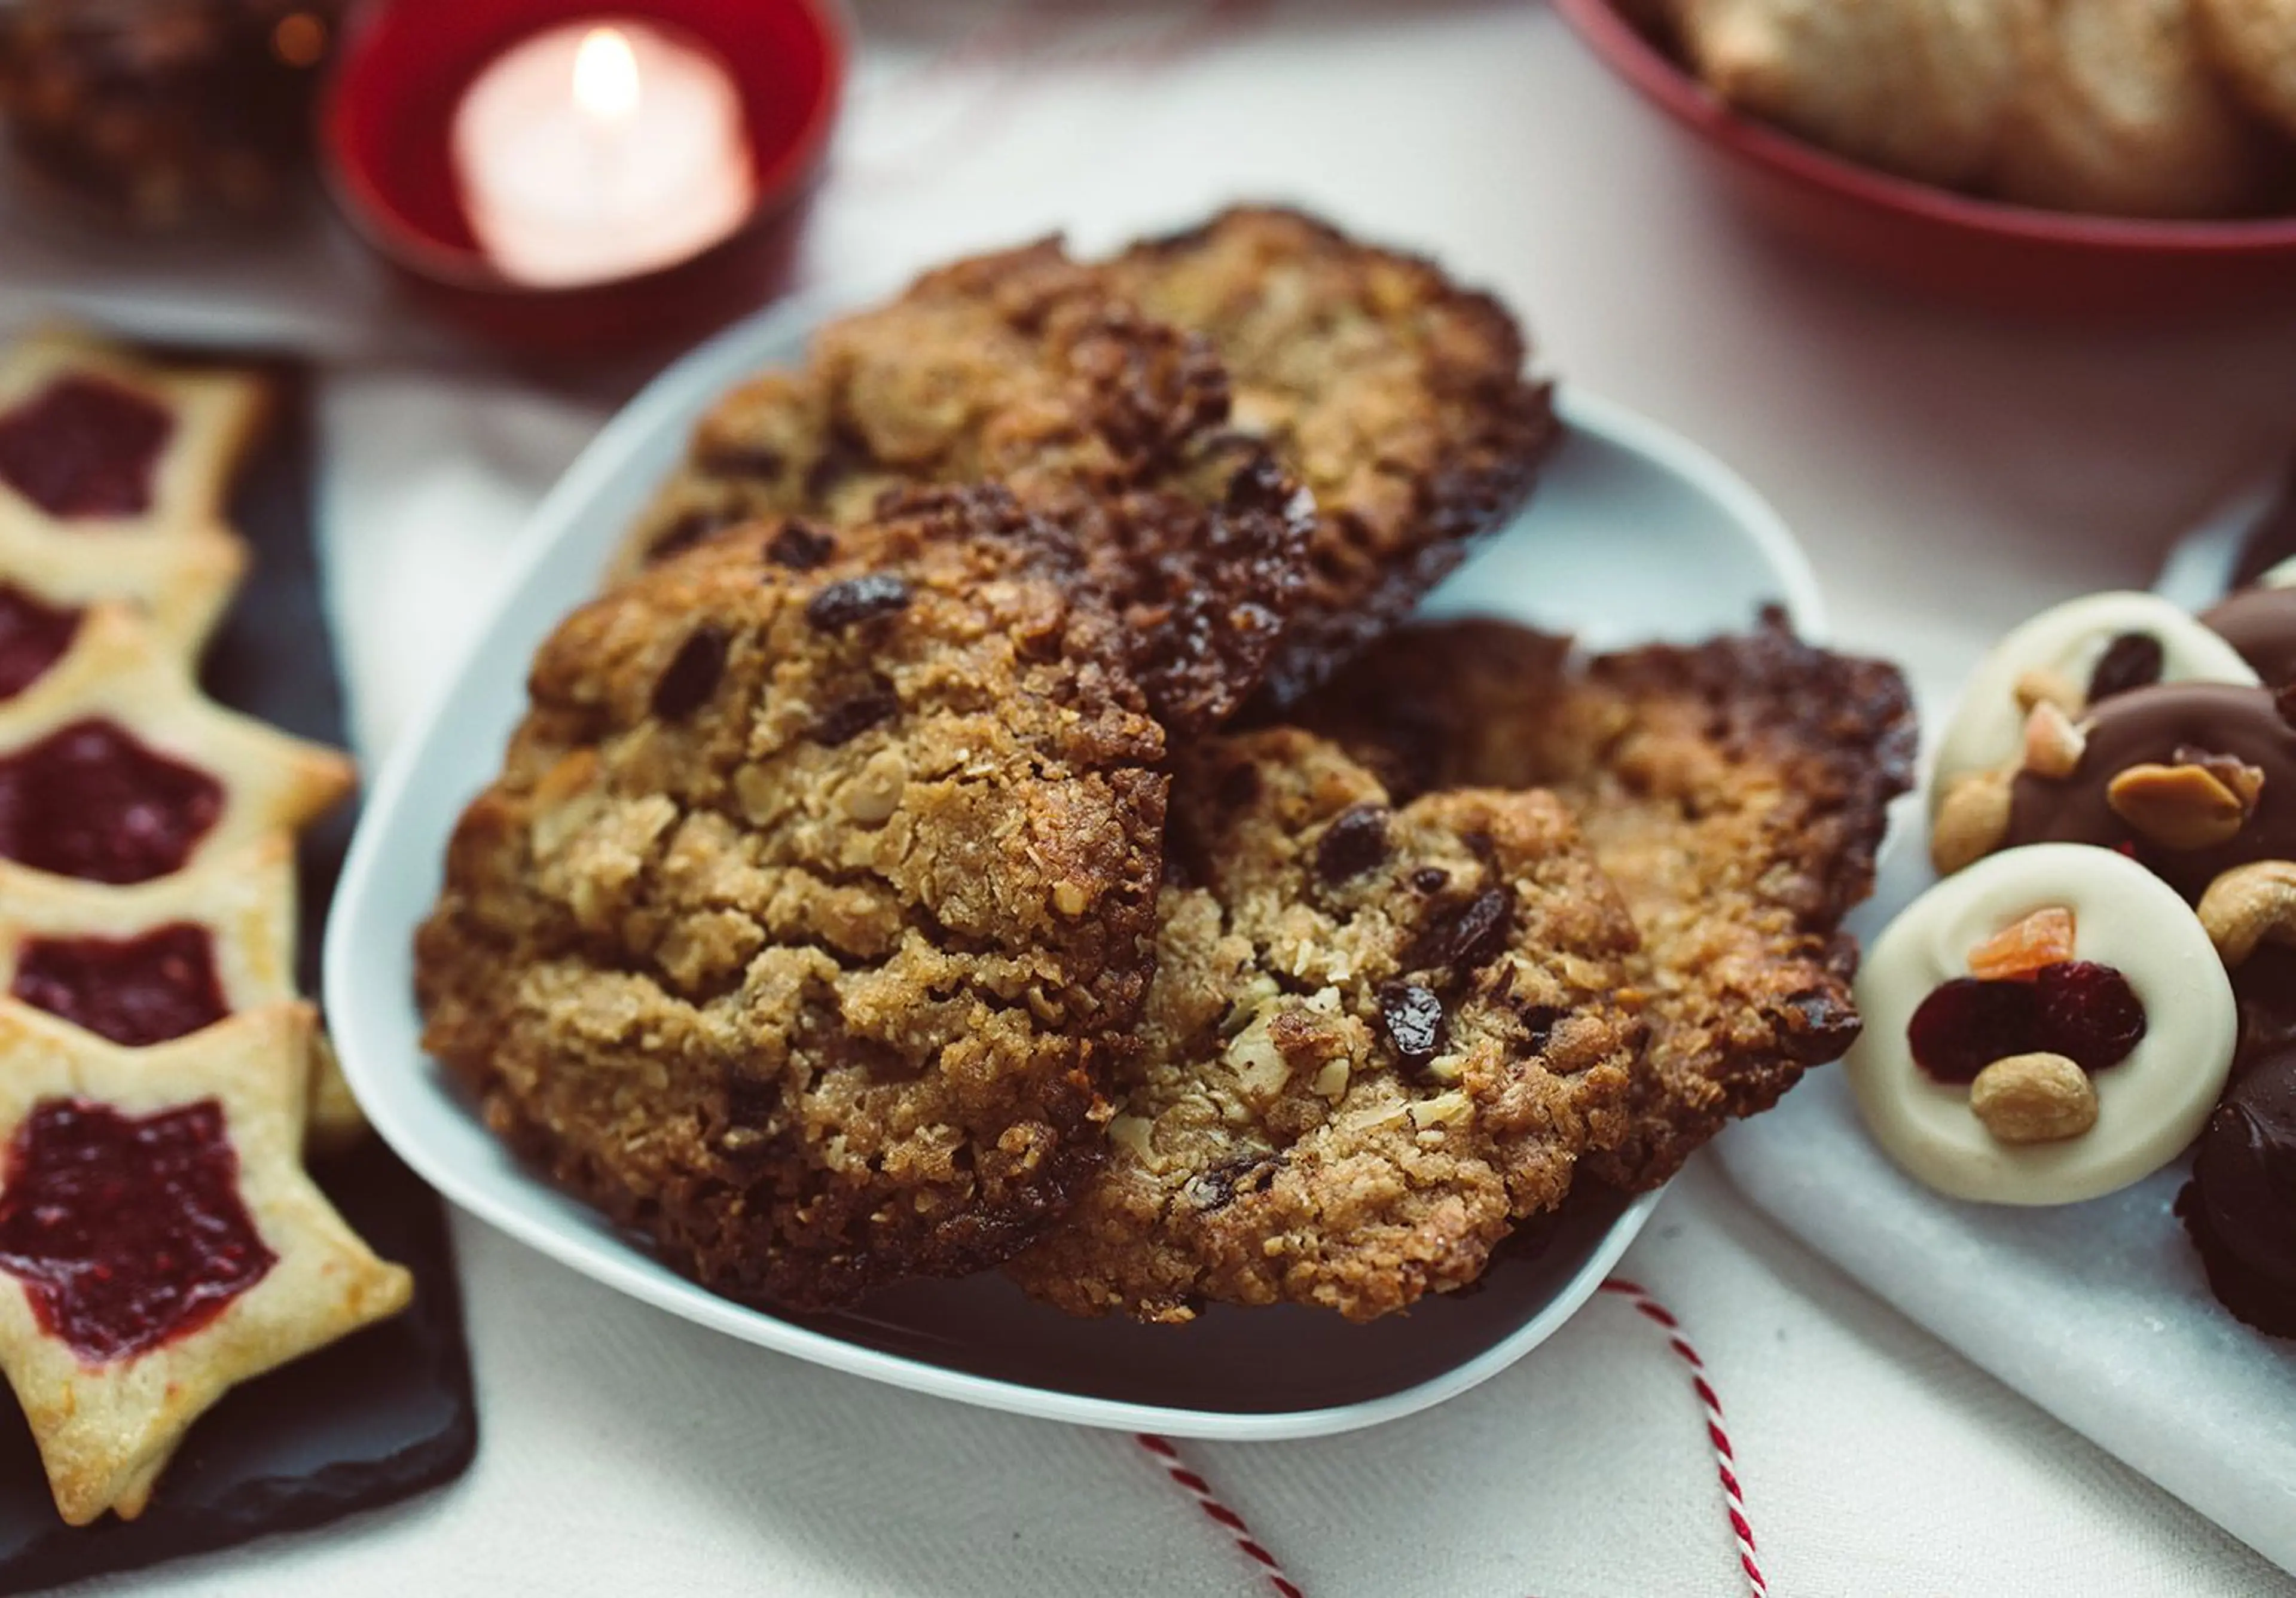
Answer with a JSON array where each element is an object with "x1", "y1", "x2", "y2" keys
[
  {"x1": 1135, "y1": 1277, "x2": 1765, "y2": 1598},
  {"x1": 1596, "y1": 1278, "x2": 1768, "y2": 1598},
  {"x1": 1134, "y1": 1432, "x2": 1304, "y2": 1598}
]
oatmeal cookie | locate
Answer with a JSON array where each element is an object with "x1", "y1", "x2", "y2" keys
[
  {"x1": 617, "y1": 241, "x2": 1309, "y2": 734},
  {"x1": 1101, "y1": 207, "x2": 1561, "y2": 705},
  {"x1": 1004, "y1": 727, "x2": 1640, "y2": 1324},
  {"x1": 1294, "y1": 614, "x2": 1915, "y2": 1188},
  {"x1": 416, "y1": 488, "x2": 1169, "y2": 1309}
]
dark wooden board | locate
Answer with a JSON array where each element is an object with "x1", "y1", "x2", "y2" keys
[{"x1": 0, "y1": 355, "x2": 476, "y2": 1595}]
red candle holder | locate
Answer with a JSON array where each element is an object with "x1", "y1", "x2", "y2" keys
[{"x1": 321, "y1": 0, "x2": 846, "y2": 350}]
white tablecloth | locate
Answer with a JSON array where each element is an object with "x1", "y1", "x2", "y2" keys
[{"x1": 14, "y1": 4, "x2": 2296, "y2": 1594}]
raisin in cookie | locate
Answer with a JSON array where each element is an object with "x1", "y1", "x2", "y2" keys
[
  {"x1": 417, "y1": 488, "x2": 1168, "y2": 1309},
  {"x1": 1101, "y1": 207, "x2": 1561, "y2": 705},
  {"x1": 616, "y1": 240, "x2": 1309, "y2": 734},
  {"x1": 1294, "y1": 615, "x2": 1915, "y2": 1189},
  {"x1": 1004, "y1": 727, "x2": 1639, "y2": 1324}
]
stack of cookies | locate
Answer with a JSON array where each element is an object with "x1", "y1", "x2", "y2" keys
[
  {"x1": 0, "y1": 330, "x2": 408, "y2": 1524},
  {"x1": 417, "y1": 209, "x2": 1916, "y2": 1324}
]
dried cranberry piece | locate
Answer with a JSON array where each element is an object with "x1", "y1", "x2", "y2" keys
[
  {"x1": 1907, "y1": 977, "x2": 2042, "y2": 1084},
  {"x1": 1313, "y1": 805, "x2": 1390, "y2": 884},
  {"x1": 764, "y1": 521, "x2": 836, "y2": 571},
  {"x1": 650, "y1": 627, "x2": 728, "y2": 720},
  {"x1": 1378, "y1": 980, "x2": 1446, "y2": 1072},
  {"x1": 697, "y1": 441, "x2": 786, "y2": 479},
  {"x1": 2034, "y1": 960, "x2": 2147, "y2": 1072},
  {"x1": 1183, "y1": 1151, "x2": 1283, "y2": 1212},
  {"x1": 805, "y1": 573, "x2": 911, "y2": 631},
  {"x1": 1520, "y1": 1003, "x2": 1565, "y2": 1052},
  {"x1": 0, "y1": 584, "x2": 81, "y2": 701},
  {"x1": 1410, "y1": 886, "x2": 1514, "y2": 974},
  {"x1": 2087, "y1": 633, "x2": 2164, "y2": 704},
  {"x1": 1216, "y1": 760, "x2": 1262, "y2": 809},
  {"x1": 645, "y1": 509, "x2": 740, "y2": 565},
  {"x1": 811, "y1": 688, "x2": 899, "y2": 747}
]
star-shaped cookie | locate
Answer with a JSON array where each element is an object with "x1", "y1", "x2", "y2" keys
[
  {"x1": 0, "y1": 1000, "x2": 410, "y2": 1524},
  {"x1": 0, "y1": 326, "x2": 267, "y2": 540},
  {"x1": 0, "y1": 515, "x2": 245, "y2": 699},
  {"x1": 0, "y1": 840, "x2": 367, "y2": 1152},
  {"x1": 0, "y1": 604, "x2": 354, "y2": 885}
]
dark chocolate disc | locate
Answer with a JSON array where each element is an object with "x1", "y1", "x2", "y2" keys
[{"x1": 2184, "y1": 1049, "x2": 2296, "y2": 1337}]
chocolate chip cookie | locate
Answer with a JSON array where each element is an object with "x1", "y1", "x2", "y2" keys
[
  {"x1": 1294, "y1": 614, "x2": 1916, "y2": 1188},
  {"x1": 1003, "y1": 726, "x2": 1641, "y2": 1323},
  {"x1": 416, "y1": 488, "x2": 1169, "y2": 1309},
  {"x1": 617, "y1": 240, "x2": 1311, "y2": 735},
  {"x1": 1102, "y1": 207, "x2": 1561, "y2": 706}
]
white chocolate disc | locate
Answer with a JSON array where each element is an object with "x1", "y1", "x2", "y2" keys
[
  {"x1": 1846, "y1": 843, "x2": 2236, "y2": 1205},
  {"x1": 2262, "y1": 555, "x2": 2296, "y2": 590},
  {"x1": 1928, "y1": 592, "x2": 2259, "y2": 815}
]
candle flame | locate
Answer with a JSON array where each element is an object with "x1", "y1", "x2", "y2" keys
[{"x1": 572, "y1": 26, "x2": 640, "y2": 124}]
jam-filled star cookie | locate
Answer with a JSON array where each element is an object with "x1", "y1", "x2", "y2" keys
[
  {"x1": 0, "y1": 840, "x2": 365, "y2": 1151},
  {"x1": 0, "y1": 605, "x2": 353, "y2": 885},
  {"x1": 0, "y1": 327, "x2": 267, "y2": 540},
  {"x1": 0, "y1": 1001, "x2": 410, "y2": 1523},
  {"x1": 0, "y1": 515, "x2": 244, "y2": 701}
]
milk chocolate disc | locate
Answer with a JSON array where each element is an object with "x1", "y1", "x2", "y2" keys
[{"x1": 2005, "y1": 682, "x2": 2296, "y2": 900}]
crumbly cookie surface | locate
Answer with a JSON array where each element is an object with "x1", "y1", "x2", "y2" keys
[
  {"x1": 416, "y1": 490, "x2": 1169, "y2": 1309},
  {"x1": 1294, "y1": 614, "x2": 1916, "y2": 1188},
  {"x1": 619, "y1": 241, "x2": 1309, "y2": 734},
  {"x1": 1102, "y1": 207, "x2": 1561, "y2": 706},
  {"x1": 1004, "y1": 727, "x2": 1639, "y2": 1323}
]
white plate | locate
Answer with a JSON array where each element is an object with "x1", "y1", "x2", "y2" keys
[{"x1": 325, "y1": 292, "x2": 1825, "y2": 1441}]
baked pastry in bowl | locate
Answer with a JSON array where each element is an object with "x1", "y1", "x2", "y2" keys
[{"x1": 1557, "y1": 0, "x2": 2296, "y2": 314}]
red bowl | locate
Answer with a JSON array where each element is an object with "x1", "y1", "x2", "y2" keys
[
  {"x1": 321, "y1": 0, "x2": 847, "y2": 351},
  {"x1": 1553, "y1": 0, "x2": 2296, "y2": 318}
]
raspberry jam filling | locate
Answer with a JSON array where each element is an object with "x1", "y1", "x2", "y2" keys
[
  {"x1": 1908, "y1": 960, "x2": 2147, "y2": 1084},
  {"x1": 0, "y1": 375, "x2": 174, "y2": 520},
  {"x1": 0, "y1": 1098, "x2": 274, "y2": 1365},
  {"x1": 0, "y1": 719, "x2": 224, "y2": 884},
  {"x1": 12, "y1": 923, "x2": 229, "y2": 1047},
  {"x1": 0, "y1": 584, "x2": 81, "y2": 701}
]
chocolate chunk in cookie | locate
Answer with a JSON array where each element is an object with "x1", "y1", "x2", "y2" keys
[
  {"x1": 416, "y1": 488, "x2": 1170, "y2": 1310},
  {"x1": 1101, "y1": 207, "x2": 1561, "y2": 707},
  {"x1": 1294, "y1": 613, "x2": 1915, "y2": 1189},
  {"x1": 1004, "y1": 727, "x2": 1640, "y2": 1324},
  {"x1": 615, "y1": 240, "x2": 1310, "y2": 735}
]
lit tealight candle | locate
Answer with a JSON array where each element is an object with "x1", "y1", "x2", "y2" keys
[{"x1": 450, "y1": 19, "x2": 758, "y2": 289}]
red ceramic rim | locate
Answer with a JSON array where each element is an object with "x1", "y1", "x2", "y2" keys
[
  {"x1": 1553, "y1": 0, "x2": 2296, "y2": 256},
  {"x1": 319, "y1": 0, "x2": 851, "y2": 294}
]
